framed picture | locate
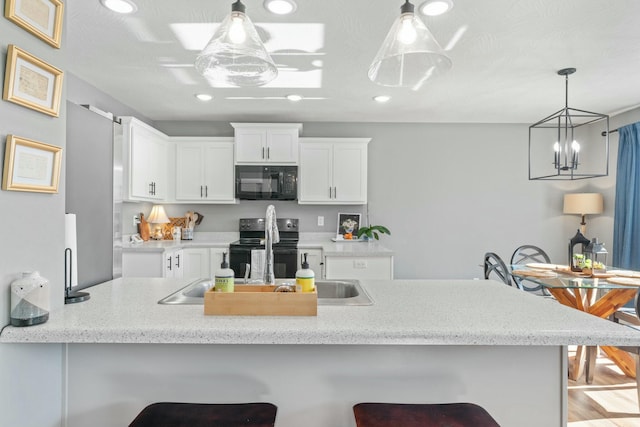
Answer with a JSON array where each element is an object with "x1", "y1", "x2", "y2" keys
[
  {"x1": 337, "y1": 213, "x2": 361, "y2": 239},
  {"x1": 4, "y1": 0, "x2": 64, "y2": 48},
  {"x1": 3, "y1": 44, "x2": 64, "y2": 117},
  {"x1": 2, "y1": 134, "x2": 62, "y2": 193}
]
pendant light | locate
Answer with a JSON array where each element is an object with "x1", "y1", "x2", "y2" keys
[
  {"x1": 528, "y1": 68, "x2": 609, "y2": 180},
  {"x1": 195, "y1": 0, "x2": 278, "y2": 87},
  {"x1": 368, "y1": 0, "x2": 452, "y2": 89}
]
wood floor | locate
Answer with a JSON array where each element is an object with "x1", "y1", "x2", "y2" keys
[{"x1": 568, "y1": 348, "x2": 640, "y2": 426}]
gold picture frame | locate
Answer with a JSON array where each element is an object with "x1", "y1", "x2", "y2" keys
[
  {"x1": 3, "y1": 44, "x2": 64, "y2": 117},
  {"x1": 2, "y1": 134, "x2": 62, "y2": 193},
  {"x1": 4, "y1": 0, "x2": 64, "y2": 48}
]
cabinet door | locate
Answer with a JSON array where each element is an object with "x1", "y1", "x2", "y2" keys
[
  {"x1": 299, "y1": 143, "x2": 333, "y2": 202},
  {"x1": 235, "y1": 129, "x2": 266, "y2": 163},
  {"x1": 333, "y1": 144, "x2": 367, "y2": 204},
  {"x1": 149, "y1": 140, "x2": 167, "y2": 200},
  {"x1": 203, "y1": 143, "x2": 235, "y2": 201},
  {"x1": 176, "y1": 144, "x2": 205, "y2": 200},
  {"x1": 130, "y1": 125, "x2": 158, "y2": 199},
  {"x1": 183, "y1": 248, "x2": 211, "y2": 279},
  {"x1": 122, "y1": 252, "x2": 163, "y2": 277},
  {"x1": 267, "y1": 129, "x2": 298, "y2": 163}
]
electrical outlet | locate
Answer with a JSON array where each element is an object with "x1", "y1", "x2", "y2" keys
[
  {"x1": 354, "y1": 260, "x2": 367, "y2": 269},
  {"x1": 133, "y1": 215, "x2": 140, "y2": 227},
  {"x1": 317, "y1": 216, "x2": 324, "y2": 226}
]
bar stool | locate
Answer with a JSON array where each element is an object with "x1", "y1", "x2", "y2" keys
[
  {"x1": 353, "y1": 402, "x2": 500, "y2": 427},
  {"x1": 129, "y1": 402, "x2": 277, "y2": 427}
]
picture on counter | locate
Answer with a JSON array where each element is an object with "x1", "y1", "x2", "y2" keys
[
  {"x1": 2, "y1": 134, "x2": 62, "y2": 193},
  {"x1": 336, "y1": 213, "x2": 361, "y2": 240},
  {"x1": 3, "y1": 44, "x2": 64, "y2": 117},
  {"x1": 4, "y1": 0, "x2": 64, "y2": 48}
]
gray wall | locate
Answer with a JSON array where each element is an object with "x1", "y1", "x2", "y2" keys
[
  {"x1": 0, "y1": 10, "x2": 67, "y2": 427},
  {"x1": 151, "y1": 119, "x2": 627, "y2": 279}
]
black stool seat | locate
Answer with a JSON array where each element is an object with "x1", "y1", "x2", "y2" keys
[
  {"x1": 354, "y1": 402, "x2": 500, "y2": 427},
  {"x1": 129, "y1": 402, "x2": 277, "y2": 427}
]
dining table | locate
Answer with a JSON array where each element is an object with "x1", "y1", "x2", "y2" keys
[{"x1": 512, "y1": 264, "x2": 640, "y2": 383}]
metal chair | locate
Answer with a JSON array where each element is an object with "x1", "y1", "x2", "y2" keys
[
  {"x1": 483, "y1": 252, "x2": 513, "y2": 287},
  {"x1": 510, "y1": 245, "x2": 551, "y2": 293},
  {"x1": 353, "y1": 402, "x2": 500, "y2": 427},
  {"x1": 129, "y1": 402, "x2": 277, "y2": 427}
]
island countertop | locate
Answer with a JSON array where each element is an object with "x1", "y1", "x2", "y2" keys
[{"x1": 2, "y1": 278, "x2": 638, "y2": 346}]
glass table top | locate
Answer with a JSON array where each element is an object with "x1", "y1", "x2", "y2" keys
[{"x1": 511, "y1": 265, "x2": 640, "y2": 289}]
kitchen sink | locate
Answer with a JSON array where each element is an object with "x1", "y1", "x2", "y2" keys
[{"x1": 158, "y1": 278, "x2": 373, "y2": 306}]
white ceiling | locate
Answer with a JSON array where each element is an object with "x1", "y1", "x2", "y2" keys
[{"x1": 66, "y1": 0, "x2": 640, "y2": 124}]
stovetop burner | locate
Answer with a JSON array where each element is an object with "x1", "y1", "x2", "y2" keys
[{"x1": 231, "y1": 217, "x2": 299, "y2": 249}]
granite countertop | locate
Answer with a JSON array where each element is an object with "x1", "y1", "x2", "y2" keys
[
  {"x1": 124, "y1": 232, "x2": 395, "y2": 257},
  {"x1": 2, "y1": 278, "x2": 638, "y2": 346}
]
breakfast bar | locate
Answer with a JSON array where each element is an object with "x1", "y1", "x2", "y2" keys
[{"x1": 3, "y1": 278, "x2": 640, "y2": 427}]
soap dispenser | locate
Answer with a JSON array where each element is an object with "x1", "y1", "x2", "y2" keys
[
  {"x1": 296, "y1": 253, "x2": 315, "y2": 293},
  {"x1": 215, "y1": 252, "x2": 234, "y2": 292}
]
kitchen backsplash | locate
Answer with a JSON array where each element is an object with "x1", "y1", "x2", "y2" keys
[{"x1": 123, "y1": 200, "x2": 366, "y2": 235}]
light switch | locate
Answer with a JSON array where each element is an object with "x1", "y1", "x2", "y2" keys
[{"x1": 317, "y1": 216, "x2": 324, "y2": 226}]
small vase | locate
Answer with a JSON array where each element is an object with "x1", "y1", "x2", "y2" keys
[{"x1": 10, "y1": 271, "x2": 50, "y2": 326}]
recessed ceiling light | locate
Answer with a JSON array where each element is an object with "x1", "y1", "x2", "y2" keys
[
  {"x1": 195, "y1": 94, "x2": 213, "y2": 101},
  {"x1": 286, "y1": 94, "x2": 303, "y2": 102},
  {"x1": 373, "y1": 95, "x2": 391, "y2": 103},
  {"x1": 419, "y1": 0, "x2": 453, "y2": 16},
  {"x1": 264, "y1": 0, "x2": 297, "y2": 15},
  {"x1": 99, "y1": 0, "x2": 137, "y2": 14}
]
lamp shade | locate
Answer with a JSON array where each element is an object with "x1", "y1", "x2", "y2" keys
[
  {"x1": 368, "y1": 0, "x2": 451, "y2": 88},
  {"x1": 147, "y1": 205, "x2": 170, "y2": 224},
  {"x1": 563, "y1": 193, "x2": 604, "y2": 215},
  {"x1": 195, "y1": 0, "x2": 277, "y2": 87}
]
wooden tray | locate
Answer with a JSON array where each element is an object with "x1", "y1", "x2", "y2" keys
[{"x1": 204, "y1": 285, "x2": 317, "y2": 316}]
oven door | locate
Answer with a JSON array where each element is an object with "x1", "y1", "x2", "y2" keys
[{"x1": 229, "y1": 245, "x2": 298, "y2": 279}]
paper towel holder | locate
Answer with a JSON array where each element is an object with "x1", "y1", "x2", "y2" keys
[{"x1": 65, "y1": 248, "x2": 90, "y2": 304}]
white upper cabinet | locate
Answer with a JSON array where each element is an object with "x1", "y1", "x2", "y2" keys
[
  {"x1": 120, "y1": 116, "x2": 168, "y2": 202},
  {"x1": 232, "y1": 123, "x2": 302, "y2": 164},
  {"x1": 298, "y1": 138, "x2": 369, "y2": 205},
  {"x1": 174, "y1": 138, "x2": 235, "y2": 203}
]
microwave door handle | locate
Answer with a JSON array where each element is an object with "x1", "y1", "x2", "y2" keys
[{"x1": 279, "y1": 172, "x2": 284, "y2": 194}]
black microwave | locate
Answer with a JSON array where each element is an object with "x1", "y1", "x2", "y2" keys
[{"x1": 235, "y1": 166, "x2": 298, "y2": 200}]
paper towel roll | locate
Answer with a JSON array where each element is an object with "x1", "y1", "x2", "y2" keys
[{"x1": 65, "y1": 213, "x2": 79, "y2": 287}]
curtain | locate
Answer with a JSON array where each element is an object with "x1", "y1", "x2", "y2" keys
[{"x1": 613, "y1": 122, "x2": 640, "y2": 270}]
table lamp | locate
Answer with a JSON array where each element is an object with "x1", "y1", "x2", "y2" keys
[
  {"x1": 147, "y1": 205, "x2": 170, "y2": 240},
  {"x1": 563, "y1": 193, "x2": 604, "y2": 235}
]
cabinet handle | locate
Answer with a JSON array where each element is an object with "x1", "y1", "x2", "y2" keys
[
  {"x1": 262, "y1": 147, "x2": 265, "y2": 159},
  {"x1": 167, "y1": 256, "x2": 172, "y2": 271},
  {"x1": 200, "y1": 185, "x2": 203, "y2": 197},
  {"x1": 267, "y1": 147, "x2": 270, "y2": 159},
  {"x1": 334, "y1": 187, "x2": 337, "y2": 199},
  {"x1": 175, "y1": 254, "x2": 180, "y2": 268},
  {"x1": 329, "y1": 187, "x2": 332, "y2": 198},
  {"x1": 149, "y1": 183, "x2": 154, "y2": 195},
  {"x1": 205, "y1": 186, "x2": 208, "y2": 197}
]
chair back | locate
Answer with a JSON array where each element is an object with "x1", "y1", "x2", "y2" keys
[
  {"x1": 483, "y1": 252, "x2": 512, "y2": 286},
  {"x1": 510, "y1": 245, "x2": 551, "y2": 291}
]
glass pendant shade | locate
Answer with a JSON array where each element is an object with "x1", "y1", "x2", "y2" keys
[
  {"x1": 529, "y1": 68, "x2": 609, "y2": 180},
  {"x1": 368, "y1": 1, "x2": 452, "y2": 88},
  {"x1": 195, "y1": 1, "x2": 277, "y2": 87}
]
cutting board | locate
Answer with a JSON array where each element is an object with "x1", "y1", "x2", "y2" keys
[{"x1": 138, "y1": 213, "x2": 150, "y2": 241}]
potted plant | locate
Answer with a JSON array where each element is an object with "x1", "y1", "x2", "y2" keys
[{"x1": 356, "y1": 225, "x2": 390, "y2": 241}]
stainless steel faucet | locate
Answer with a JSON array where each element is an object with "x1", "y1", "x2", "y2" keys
[{"x1": 262, "y1": 205, "x2": 280, "y2": 284}]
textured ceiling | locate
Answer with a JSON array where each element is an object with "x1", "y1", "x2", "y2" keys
[{"x1": 66, "y1": 0, "x2": 640, "y2": 123}]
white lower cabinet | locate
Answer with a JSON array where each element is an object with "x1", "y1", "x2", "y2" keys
[
  {"x1": 324, "y1": 255, "x2": 393, "y2": 280},
  {"x1": 298, "y1": 249, "x2": 324, "y2": 279},
  {"x1": 122, "y1": 249, "x2": 183, "y2": 278},
  {"x1": 182, "y1": 248, "x2": 211, "y2": 279}
]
